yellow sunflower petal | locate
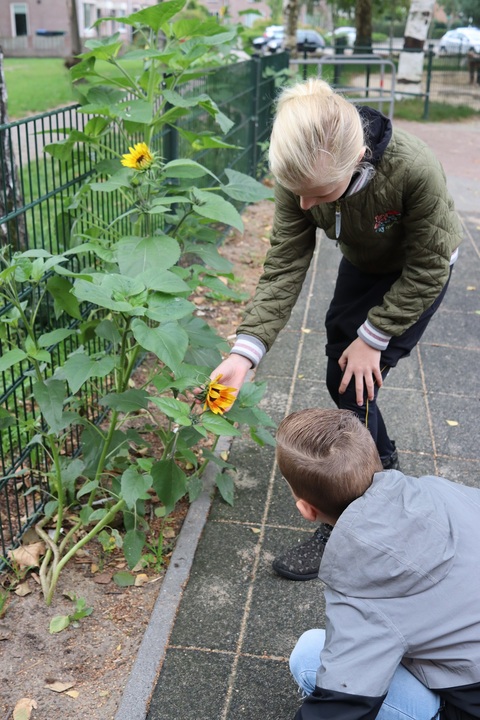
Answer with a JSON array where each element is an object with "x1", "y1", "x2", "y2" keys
[
  {"x1": 203, "y1": 376, "x2": 237, "y2": 415},
  {"x1": 120, "y1": 142, "x2": 154, "y2": 171}
]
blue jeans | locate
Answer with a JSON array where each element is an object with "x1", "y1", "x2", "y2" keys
[{"x1": 290, "y1": 629, "x2": 441, "y2": 720}]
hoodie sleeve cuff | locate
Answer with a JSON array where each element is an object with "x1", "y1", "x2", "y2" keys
[
  {"x1": 230, "y1": 334, "x2": 266, "y2": 368},
  {"x1": 357, "y1": 320, "x2": 392, "y2": 351}
]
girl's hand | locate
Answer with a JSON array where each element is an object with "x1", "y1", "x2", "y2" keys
[
  {"x1": 338, "y1": 338, "x2": 382, "y2": 406},
  {"x1": 193, "y1": 354, "x2": 253, "y2": 412}
]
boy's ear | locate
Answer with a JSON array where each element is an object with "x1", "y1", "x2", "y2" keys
[{"x1": 296, "y1": 499, "x2": 320, "y2": 523}]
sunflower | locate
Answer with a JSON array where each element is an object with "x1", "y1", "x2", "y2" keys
[
  {"x1": 203, "y1": 375, "x2": 237, "y2": 415},
  {"x1": 121, "y1": 142, "x2": 154, "y2": 171}
]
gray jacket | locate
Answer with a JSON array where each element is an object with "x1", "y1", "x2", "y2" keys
[{"x1": 296, "y1": 471, "x2": 480, "y2": 719}]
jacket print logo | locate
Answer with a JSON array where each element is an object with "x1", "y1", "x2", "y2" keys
[{"x1": 374, "y1": 210, "x2": 401, "y2": 233}]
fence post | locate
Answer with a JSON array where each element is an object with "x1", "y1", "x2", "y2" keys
[
  {"x1": 422, "y1": 43, "x2": 434, "y2": 120},
  {"x1": 0, "y1": 45, "x2": 27, "y2": 251},
  {"x1": 162, "y1": 74, "x2": 178, "y2": 163},
  {"x1": 251, "y1": 54, "x2": 262, "y2": 177}
]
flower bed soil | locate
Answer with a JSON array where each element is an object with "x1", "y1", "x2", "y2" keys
[{"x1": 0, "y1": 198, "x2": 274, "y2": 720}]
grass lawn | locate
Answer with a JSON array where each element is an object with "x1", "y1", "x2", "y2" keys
[
  {"x1": 4, "y1": 55, "x2": 479, "y2": 123},
  {"x1": 3, "y1": 56, "x2": 144, "y2": 120},
  {"x1": 4, "y1": 58, "x2": 75, "y2": 119}
]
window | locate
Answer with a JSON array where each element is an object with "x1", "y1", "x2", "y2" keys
[
  {"x1": 11, "y1": 3, "x2": 28, "y2": 37},
  {"x1": 83, "y1": 3, "x2": 96, "y2": 30}
]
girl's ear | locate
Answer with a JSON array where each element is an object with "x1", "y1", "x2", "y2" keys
[{"x1": 296, "y1": 498, "x2": 320, "y2": 523}]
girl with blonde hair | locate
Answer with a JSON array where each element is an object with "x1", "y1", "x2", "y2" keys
[{"x1": 210, "y1": 78, "x2": 462, "y2": 581}]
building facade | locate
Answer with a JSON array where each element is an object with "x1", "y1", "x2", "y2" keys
[{"x1": 0, "y1": 0, "x2": 157, "y2": 58}]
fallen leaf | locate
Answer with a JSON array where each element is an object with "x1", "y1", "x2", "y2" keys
[
  {"x1": 301, "y1": 327, "x2": 311, "y2": 334},
  {"x1": 250, "y1": 527, "x2": 261, "y2": 534},
  {"x1": 134, "y1": 573, "x2": 149, "y2": 587},
  {"x1": 65, "y1": 690, "x2": 80, "y2": 698},
  {"x1": 15, "y1": 581, "x2": 32, "y2": 597},
  {"x1": 92, "y1": 572, "x2": 112, "y2": 584},
  {"x1": 13, "y1": 698, "x2": 37, "y2": 720},
  {"x1": 8, "y1": 542, "x2": 45, "y2": 568},
  {"x1": 446, "y1": 420, "x2": 459, "y2": 427},
  {"x1": 90, "y1": 563, "x2": 100, "y2": 573},
  {"x1": 45, "y1": 680, "x2": 76, "y2": 693},
  {"x1": 467, "y1": 285, "x2": 476, "y2": 291},
  {"x1": 220, "y1": 450, "x2": 229, "y2": 461},
  {"x1": 297, "y1": 374, "x2": 304, "y2": 379}
]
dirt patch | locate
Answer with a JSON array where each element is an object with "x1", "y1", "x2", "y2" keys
[{"x1": 0, "y1": 198, "x2": 275, "y2": 720}]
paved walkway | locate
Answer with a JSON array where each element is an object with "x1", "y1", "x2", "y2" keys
[{"x1": 116, "y1": 119, "x2": 480, "y2": 720}]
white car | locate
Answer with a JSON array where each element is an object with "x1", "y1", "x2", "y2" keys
[
  {"x1": 253, "y1": 26, "x2": 325, "y2": 54},
  {"x1": 332, "y1": 26, "x2": 356, "y2": 46},
  {"x1": 438, "y1": 27, "x2": 480, "y2": 55},
  {"x1": 252, "y1": 25, "x2": 284, "y2": 52}
]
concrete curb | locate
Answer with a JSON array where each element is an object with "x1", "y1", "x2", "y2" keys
[{"x1": 114, "y1": 435, "x2": 232, "y2": 720}]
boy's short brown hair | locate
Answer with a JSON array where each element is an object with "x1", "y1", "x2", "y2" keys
[{"x1": 276, "y1": 408, "x2": 383, "y2": 519}]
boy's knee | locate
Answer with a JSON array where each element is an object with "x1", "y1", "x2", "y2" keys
[{"x1": 289, "y1": 628, "x2": 325, "y2": 679}]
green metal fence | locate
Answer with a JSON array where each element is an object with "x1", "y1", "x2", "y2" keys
[{"x1": 0, "y1": 51, "x2": 288, "y2": 562}]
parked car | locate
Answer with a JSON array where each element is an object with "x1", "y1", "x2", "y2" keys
[
  {"x1": 332, "y1": 26, "x2": 356, "y2": 46},
  {"x1": 296, "y1": 29, "x2": 325, "y2": 52},
  {"x1": 252, "y1": 25, "x2": 284, "y2": 52},
  {"x1": 253, "y1": 26, "x2": 325, "y2": 54},
  {"x1": 438, "y1": 27, "x2": 480, "y2": 54}
]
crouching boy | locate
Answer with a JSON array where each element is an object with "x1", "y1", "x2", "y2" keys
[{"x1": 276, "y1": 408, "x2": 480, "y2": 720}]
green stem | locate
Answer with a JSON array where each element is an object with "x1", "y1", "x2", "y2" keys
[
  {"x1": 94, "y1": 70, "x2": 144, "y2": 99},
  {"x1": 171, "y1": 207, "x2": 194, "y2": 238},
  {"x1": 49, "y1": 441, "x2": 66, "y2": 538},
  {"x1": 30, "y1": 285, "x2": 49, "y2": 329},
  {"x1": 44, "y1": 498, "x2": 126, "y2": 605},
  {"x1": 87, "y1": 408, "x2": 119, "y2": 506},
  {"x1": 197, "y1": 435, "x2": 220, "y2": 480},
  {"x1": 121, "y1": 343, "x2": 141, "y2": 393},
  {"x1": 107, "y1": 60, "x2": 144, "y2": 99}
]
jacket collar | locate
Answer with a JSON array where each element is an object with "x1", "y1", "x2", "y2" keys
[{"x1": 357, "y1": 105, "x2": 393, "y2": 165}]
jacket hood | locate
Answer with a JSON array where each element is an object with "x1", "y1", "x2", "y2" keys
[
  {"x1": 358, "y1": 106, "x2": 392, "y2": 164},
  {"x1": 320, "y1": 471, "x2": 456, "y2": 598}
]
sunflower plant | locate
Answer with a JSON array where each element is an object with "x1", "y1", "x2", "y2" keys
[{"x1": 0, "y1": 0, "x2": 276, "y2": 603}]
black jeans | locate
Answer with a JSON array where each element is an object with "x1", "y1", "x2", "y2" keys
[{"x1": 325, "y1": 258, "x2": 453, "y2": 464}]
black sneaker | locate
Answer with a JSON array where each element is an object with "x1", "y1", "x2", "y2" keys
[
  {"x1": 382, "y1": 443, "x2": 400, "y2": 471},
  {"x1": 272, "y1": 524, "x2": 333, "y2": 581}
]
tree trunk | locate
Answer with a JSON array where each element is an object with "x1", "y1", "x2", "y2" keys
[
  {"x1": 283, "y1": 0, "x2": 299, "y2": 57},
  {"x1": 0, "y1": 47, "x2": 26, "y2": 251},
  {"x1": 65, "y1": 0, "x2": 82, "y2": 69},
  {"x1": 354, "y1": 0, "x2": 372, "y2": 54},
  {"x1": 397, "y1": 0, "x2": 435, "y2": 87}
]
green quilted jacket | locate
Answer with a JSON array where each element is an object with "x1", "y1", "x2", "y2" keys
[{"x1": 237, "y1": 123, "x2": 462, "y2": 355}]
